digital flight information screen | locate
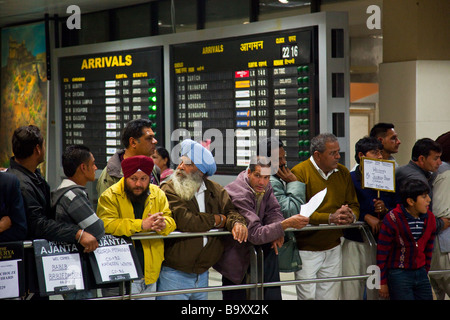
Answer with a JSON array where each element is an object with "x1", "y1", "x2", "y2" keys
[
  {"x1": 171, "y1": 26, "x2": 318, "y2": 174},
  {"x1": 59, "y1": 47, "x2": 164, "y2": 169}
]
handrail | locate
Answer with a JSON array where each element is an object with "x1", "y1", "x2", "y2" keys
[{"x1": 7, "y1": 222, "x2": 450, "y2": 300}]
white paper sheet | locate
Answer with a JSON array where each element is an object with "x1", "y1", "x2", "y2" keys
[{"x1": 299, "y1": 188, "x2": 327, "y2": 217}]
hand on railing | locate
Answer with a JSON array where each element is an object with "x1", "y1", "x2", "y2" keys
[{"x1": 232, "y1": 222, "x2": 248, "y2": 243}]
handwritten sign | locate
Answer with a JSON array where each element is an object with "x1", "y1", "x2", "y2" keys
[
  {"x1": 361, "y1": 157, "x2": 396, "y2": 193},
  {"x1": 33, "y1": 240, "x2": 85, "y2": 296},
  {"x1": 89, "y1": 235, "x2": 142, "y2": 284},
  {"x1": 0, "y1": 242, "x2": 25, "y2": 299}
]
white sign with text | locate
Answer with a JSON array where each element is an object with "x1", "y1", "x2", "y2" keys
[{"x1": 362, "y1": 157, "x2": 396, "y2": 192}]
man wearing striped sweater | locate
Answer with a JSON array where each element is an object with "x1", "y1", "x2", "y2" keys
[
  {"x1": 51, "y1": 145, "x2": 105, "y2": 299},
  {"x1": 377, "y1": 179, "x2": 436, "y2": 300}
]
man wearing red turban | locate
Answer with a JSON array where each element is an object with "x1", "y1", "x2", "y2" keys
[{"x1": 97, "y1": 155, "x2": 176, "y2": 299}]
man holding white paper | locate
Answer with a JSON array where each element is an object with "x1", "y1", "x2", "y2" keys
[{"x1": 291, "y1": 133, "x2": 359, "y2": 300}]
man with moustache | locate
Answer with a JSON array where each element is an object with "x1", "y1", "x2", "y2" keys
[
  {"x1": 396, "y1": 138, "x2": 442, "y2": 207},
  {"x1": 97, "y1": 155, "x2": 176, "y2": 299},
  {"x1": 8, "y1": 125, "x2": 98, "y2": 299},
  {"x1": 158, "y1": 139, "x2": 247, "y2": 300},
  {"x1": 97, "y1": 118, "x2": 159, "y2": 196},
  {"x1": 369, "y1": 122, "x2": 401, "y2": 166},
  {"x1": 291, "y1": 133, "x2": 359, "y2": 300},
  {"x1": 215, "y1": 155, "x2": 309, "y2": 300},
  {"x1": 257, "y1": 137, "x2": 306, "y2": 274}
]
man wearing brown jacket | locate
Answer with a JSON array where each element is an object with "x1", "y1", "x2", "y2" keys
[{"x1": 157, "y1": 139, "x2": 247, "y2": 300}]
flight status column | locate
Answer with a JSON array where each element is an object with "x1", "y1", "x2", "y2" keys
[{"x1": 60, "y1": 47, "x2": 163, "y2": 169}]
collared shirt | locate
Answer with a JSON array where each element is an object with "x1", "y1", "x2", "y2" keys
[
  {"x1": 309, "y1": 156, "x2": 339, "y2": 180},
  {"x1": 403, "y1": 206, "x2": 427, "y2": 241},
  {"x1": 195, "y1": 181, "x2": 208, "y2": 246}
]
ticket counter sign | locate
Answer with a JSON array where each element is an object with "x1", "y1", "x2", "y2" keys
[
  {"x1": 33, "y1": 239, "x2": 85, "y2": 296},
  {"x1": 89, "y1": 235, "x2": 142, "y2": 284},
  {"x1": 0, "y1": 242, "x2": 25, "y2": 299},
  {"x1": 361, "y1": 157, "x2": 396, "y2": 193}
]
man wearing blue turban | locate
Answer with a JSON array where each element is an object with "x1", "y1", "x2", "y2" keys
[
  {"x1": 157, "y1": 139, "x2": 248, "y2": 300},
  {"x1": 180, "y1": 139, "x2": 217, "y2": 177}
]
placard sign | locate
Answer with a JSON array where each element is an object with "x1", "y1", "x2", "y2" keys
[
  {"x1": 361, "y1": 157, "x2": 396, "y2": 193},
  {"x1": 89, "y1": 235, "x2": 142, "y2": 284},
  {"x1": 33, "y1": 240, "x2": 85, "y2": 296},
  {"x1": 0, "y1": 242, "x2": 25, "y2": 299}
]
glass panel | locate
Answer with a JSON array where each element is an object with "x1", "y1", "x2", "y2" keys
[
  {"x1": 78, "y1": 11, "x2": 109, "y2": 45},
  {"x1": 113, "y1": 4, "x2": 152, "y2": 40},
  {"x1": 205, "y1": 0, "x2": 250, "y2": 28},
  {"x1": 158, "y1": 0, "x2": 197, "y2": 34}
]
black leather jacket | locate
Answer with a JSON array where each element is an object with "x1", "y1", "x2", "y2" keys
[{"x1": 8, "y1": 157, "x2": 79, "y2": 242}]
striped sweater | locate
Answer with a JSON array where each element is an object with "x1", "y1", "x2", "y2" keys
[
  {"x1": 376, "y1": 204, "x2": 436, "y2": 285},
  {"x1": 51, "y1": 179, "x2": 105, "y2": 241}
]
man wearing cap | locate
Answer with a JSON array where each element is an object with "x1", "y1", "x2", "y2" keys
[
  {"x1": 157, "y1": 139, "x2": 248, "y2": 300},
  {"x1": 97, "y1": 155, "x2": 176, "y2": 299}
]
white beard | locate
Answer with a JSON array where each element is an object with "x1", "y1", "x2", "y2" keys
[{"x1": 171, "y1": 169, "x2": 204, "y2": 201}]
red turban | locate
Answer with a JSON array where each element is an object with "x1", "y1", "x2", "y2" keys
[{"x1": 121, "y1": 155, "x2": 154, "y2": 178}]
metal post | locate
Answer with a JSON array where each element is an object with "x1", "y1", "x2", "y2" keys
[{"x1": 248, "y1": 246, "x2": 258, "y2": 300}]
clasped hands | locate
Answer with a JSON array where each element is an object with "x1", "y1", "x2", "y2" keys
[{"x1": 329, "y1": 205, "x2": 355, "y2": 225}]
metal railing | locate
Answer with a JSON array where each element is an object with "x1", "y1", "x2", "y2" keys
[
  {"x1": 8, "y1": 222, "x2": 450, "y2": 300},
  {"x1": 96, "y1": 222, "x2": 370, "y2": 300}
]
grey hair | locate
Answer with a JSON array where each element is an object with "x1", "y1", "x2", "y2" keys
[{"x1": 310, "y1": 133, "x2": 338, "y2": 154}]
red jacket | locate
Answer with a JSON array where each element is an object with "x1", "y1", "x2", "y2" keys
[{"x1": 377, "y1": 204, "x2": 436, "y2": 285}]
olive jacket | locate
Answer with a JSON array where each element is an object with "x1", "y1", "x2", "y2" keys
[{"x1": 160, "y1": 178, "x2": 246, "y2": 274}]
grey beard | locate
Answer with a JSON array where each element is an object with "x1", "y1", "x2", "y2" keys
[{"x1": 172, "y1": 169, "x2": 203, "y2": 201}]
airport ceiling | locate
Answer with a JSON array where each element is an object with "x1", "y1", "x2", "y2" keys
[
  {"x1": 0, "y1": 0, "x2": 382, "y2": 37},
  {"x1": 0, "y1": 0, "x2": 153, "y2": 28}
]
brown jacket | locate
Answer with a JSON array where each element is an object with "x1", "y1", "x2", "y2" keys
[{"x1": 160, "y1": 178, "x2": 246, "y2": 274}]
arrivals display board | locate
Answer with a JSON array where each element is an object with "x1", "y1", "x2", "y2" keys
[
  {"x1": 171, "y1": 27, "x2": 318, "y2": 174},
  {"x1": 59, "y1": 47, "x2": 164, "y2": 169}
]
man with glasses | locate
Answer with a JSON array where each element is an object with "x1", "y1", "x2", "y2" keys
[{"x1": 291, "y1": 133, "x2": 359, "y2": 300}]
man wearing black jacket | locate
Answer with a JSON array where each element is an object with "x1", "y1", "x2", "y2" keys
[{"x1": 8, "y1": 126, "x2": 99, "y2": 299}]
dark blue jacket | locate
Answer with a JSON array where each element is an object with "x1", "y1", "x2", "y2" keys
[
  {"x1": 0, "y1": 171, "x2": 27, "y2": 241},
  {"x1": 344, "y1": 165, "x2": 398, "y2": 242}
]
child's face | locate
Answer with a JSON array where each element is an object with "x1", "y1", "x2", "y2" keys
[{"x1": 410, "y1": 193, "x2": 431, "y2": 214}]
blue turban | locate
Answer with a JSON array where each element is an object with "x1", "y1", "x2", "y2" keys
[{"x1": 180, "y1": 139, "x2": 217, "y2": 176}]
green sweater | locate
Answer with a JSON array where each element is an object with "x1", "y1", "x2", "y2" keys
[{"x1": 291, "y1": 159, "x2": 360, "y2": 251}]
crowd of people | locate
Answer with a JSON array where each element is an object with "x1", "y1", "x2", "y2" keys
[{"x1": 0, "y1": 119, "x2": 449, "y2": 301}]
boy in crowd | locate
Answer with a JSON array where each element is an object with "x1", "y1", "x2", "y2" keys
[{"x1": 377, "y1": 179, "x2": 436, "y2": 300}]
